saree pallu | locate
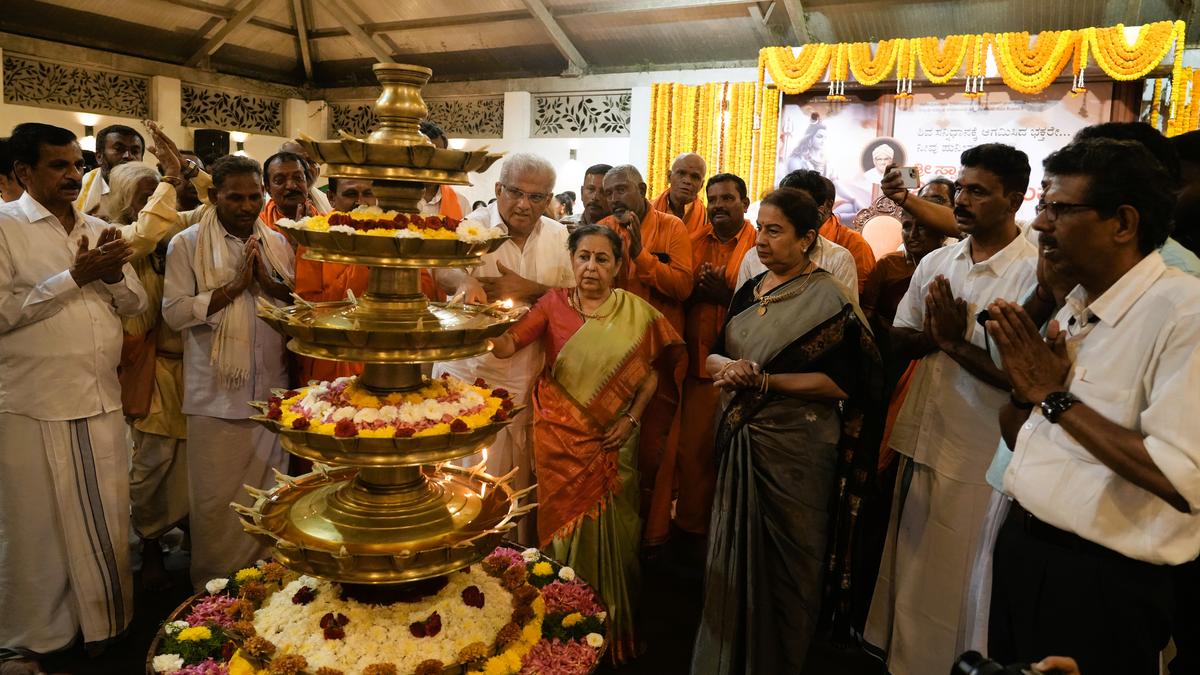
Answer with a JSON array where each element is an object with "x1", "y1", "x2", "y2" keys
[
  {"x1": 533, "y1": 289, "x2": 680, "y2": 665},
  {"x1": 692, "y1": 273, "x2": 883, "y2": 674}
]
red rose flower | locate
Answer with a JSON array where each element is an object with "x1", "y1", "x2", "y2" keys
[
  {"x1": 501, "y1": 399, "x2": 514, "y2": 411},
  {"x1": 268, "y1": 396, "x2": 282, "y2": 407},
  {"x1": 461, "y1": 586, "x2": 485, "y2": 608},
  {"x1": 450, "y1": 418, "x2": 469, "y2": 433},
  {"x1": 323, "y1": 626, "x2": 345, "y2": 640},
  {"x1": 284, "y1": 390, "x2": 300, "y2": 399},
  {"x1": 334, "y1": 419, "x2": 358, "y2": 437},
  {"x1": 491, "y1": 388, "x2": 510, "y2": 399},
  {"x1": 425, "y1": 216, "x2": 445, "y2": 230},
  {"x1": 425, "y1": 611, "x2": 442, "y2": 636},
  {"x1": 266, "y1": 407, "x2": 282, "y2": 421},
  {"x1": 474, "y1": 377, "x2": 488, "y2": 387},
  {"x1": 491, "y1": 409, "x2": 508, "y2": 422},
  {"x1": 445, "y1": 217, "x2": 461, "y2": 229},
  {"x1": 292, "y1": 586, "x2": 316, "y2": 605},
  {"x1": 409, "y1": 621, "x2": 426, "y2": 638},
  {"x1": 292, "y1": 417, "x2": 311, "y2": 430},
  {"x1": 395, "y1": 426, "x2": 415, "y2": 438},
  {"x1": 393, "y1": 213, "x2": 410, "y2": 227}
]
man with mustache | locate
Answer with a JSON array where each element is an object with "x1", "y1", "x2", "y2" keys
[
  {"x1": 865, "y1": 143, "x2": 1038, "y2": 675},
  {"x1": 260, "y1": 151, "x2": 321, "y2": 233},
  {"x1": 599, "y1": 164, "x2": 692, "y2": 546},
  {"x1": 986, "y1": 137, "x2": 1200, "y2": 675},
  {"x1": 75, "y1": 124, "x2": 148, "y2": 218},
  {"x1": 674, "y1": 173, "x2": 758, "y2": 552},
  {"x1": 0, "y1": 122, "x2": 146, "y2": 670},
  {"x1": 432, "y1": 153, "x2": 574, "y2": 544},
  {"x1": 279, "y1": 140, "x2": 333, "y2": 215},
  {"x1": 563, "y1": 163, "x2": 612, "y2": 227},
  {"x1": 654, "y1": 152, "x2": 708, "y2": 234},
  {"x1": 735, "y1": 170, "x2": 859, "y2": 304},
  {"x1": 163, "y1": 155, "x2": 294, "y2": 590}
]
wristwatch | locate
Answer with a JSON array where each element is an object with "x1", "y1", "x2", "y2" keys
[
  {"x1": 1039, "y1": 391, "x2": 1080, "y2": 424},
  {"x1": 181, "y1": 158, "x2": 200, "y2": 180}
]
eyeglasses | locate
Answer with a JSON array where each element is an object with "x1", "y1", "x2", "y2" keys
[
  {"x1": 1034, "y1": 201, "x2": 1100, "y2": 221},
  {"x1": 500, "y1": 184, "x2": 551, "y2": 205}
]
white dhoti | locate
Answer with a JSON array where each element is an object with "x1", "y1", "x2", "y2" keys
[
  {"x1": 186, "y1": 416, "x2": 285, "y2": 591},
  {"x1": 130, "y1": 429, "x2": 189, "y2": 540},
  {"x1": 957, "y1": 489, "x2": 1011, "y2": 655},
  {"x1": 0, "y1": 410, "x2": 132, "y2": 652},
  {"x1": 865, "y1": 457, "x2": 993, "y2": 675}
]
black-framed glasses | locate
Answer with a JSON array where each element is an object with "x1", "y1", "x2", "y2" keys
[
  {"x1": 500, "y1": 184, "x2": 551, "y2": 205},
  {"x1": 1034, "y1": 201, "x2": 1100, "y2": 221}
]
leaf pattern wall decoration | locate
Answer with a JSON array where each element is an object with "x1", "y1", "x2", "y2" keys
[
  {"x1": 531, "y1": 91, "x2": 630, "y2": 137},
  {"x1": 327, "y1": 97, "x2": 504, "y2": 139},
  {"x1": 181, "y1": 83, "x2": 283, "y2": 135},
  {"x1": 2, "y1": 54, "x2": 149, "y2": 118}
]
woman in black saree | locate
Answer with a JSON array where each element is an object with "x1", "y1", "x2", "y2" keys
[{"x1": 691, "y1": 188, "x2": 883, "y2": 674}]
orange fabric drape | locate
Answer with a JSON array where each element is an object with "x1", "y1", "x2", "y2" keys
[{"x1": 652, "y1": 189, "x2": 707, "y2": 235}]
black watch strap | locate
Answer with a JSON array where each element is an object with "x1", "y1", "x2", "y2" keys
[
  {"x1": 1040, "y1": 391, "x2": 1079, "y2": 424},
  {"x1": 1010, "y1": 393, "x2": 1035, "y2": 410}
]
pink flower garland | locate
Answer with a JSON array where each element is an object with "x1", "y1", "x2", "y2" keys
[
  {"x1": 483, "y1": 547, "x2": 524, "y2": 571},
  {"x1": 539, "y1": 580, "x2": 603, "y2": 616},
  {"x1": 520, "y1": 638, "x2": 598, "y2": 674},
  {"x1": 186, "y1": 594, "x2": 238, "y2": 629},
  {"x1": 176, "y1": 658, "x2": 230, "y2": 675}
]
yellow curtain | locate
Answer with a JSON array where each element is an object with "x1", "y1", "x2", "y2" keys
[{"x1": 646, "y1": 82, "x2": 780, "y2": 201}]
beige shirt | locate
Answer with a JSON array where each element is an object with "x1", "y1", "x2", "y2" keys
[
  {"x1": 890, "y1": 232, "x2": 1038, "y2": 483},
  {"x1": 0, "y1": 192, "x2": 147, "y2": 420},
  {"x1": 1005, "y1": 253, "x2": 1200, "y2": 564},
  {"x1": 432, "y1": 203, "x2": 574, "y2": 403}
]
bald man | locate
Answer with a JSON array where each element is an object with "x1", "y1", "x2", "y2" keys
[
  {"x1": 280, "y1": 140, "x2": 333, "y2": 214},
  {"x1": 654, "y1": 153, "x2": 707, "y2": 234},
  {"x1": 599, "y1": 164, "x2": 691, "y2": 547}
]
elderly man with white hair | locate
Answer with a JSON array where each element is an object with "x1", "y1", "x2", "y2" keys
[{"x1": 433, "y1": 153, "x2": 574, "y2": 543}]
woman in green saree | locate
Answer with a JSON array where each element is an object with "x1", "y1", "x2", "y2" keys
[
  {"x1": 490, "y1": 224, "x2": 682, "y2": 664},
  {"x1": 691, "y1": 188, "x2": 883, "y2": 674}
]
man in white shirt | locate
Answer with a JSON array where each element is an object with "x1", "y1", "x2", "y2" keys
[
  {"x1": 0, "y1": 139, "x2": 24, "y2": 203},
  {"x1": 74, "y1": 124, "x2": 145, "y2": 217},
  {"x1": 865, "y1": 144, "x2": 1038, "y2": 675},
  {"x1": 163, "y1": 155, "x2": 295, "y2": 590},
  {"x1": 433, "y1": 153, "x2": 573, "y2": 544},
  {"x1": 0, "y1": 123, "x2": 146, "y2": 667},
  {"x1": 987, "y1": 138, "x2": 1200, "y2": 675}
]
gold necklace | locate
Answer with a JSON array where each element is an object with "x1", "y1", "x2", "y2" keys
[
  {"x1": 570, "y1": 289, "x2": 615, "y2": 320},
  {"x1": 753, "y1": 264, "x2": 816, "y2": 316}
]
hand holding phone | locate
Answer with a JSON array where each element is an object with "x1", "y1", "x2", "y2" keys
[{"x1": 897, "y1": 166, "x2": 920, "y2": 189}]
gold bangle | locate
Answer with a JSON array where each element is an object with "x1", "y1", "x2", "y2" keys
[
  {"x1": 623, "y1": 412, "x2": 640, "y2": 428},
  {"x1": 760, "y1": 372, "x2": 770, "y2": 393}
]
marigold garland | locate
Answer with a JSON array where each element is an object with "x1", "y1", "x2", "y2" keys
[
  {"x1": 762, "y1": 45, "x2": 834, "y2": 95},
  {"x1": 1150, "y1": 78, "x2": 1164, "y2": 130},
  {"x1": 1088, "y1": 21, "x2": 1181, "y2": 81},
  {"x1": 992, "y1": 30, "x2": 1076, "y2": 94},
  {"x1": 917, "y1": 35, "x2": 970, "y2": 84},
  {"x1": 848, "y1": 40, "x2": 901, "y2": 86}
]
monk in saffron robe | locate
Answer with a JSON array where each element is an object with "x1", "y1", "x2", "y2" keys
[{"x1": 653, "y1": 152, "x2": 708, "y2": 235}]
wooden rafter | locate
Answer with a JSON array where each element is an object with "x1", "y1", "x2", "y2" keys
[
  {"x1": 521, "y1": 0, "x2": 588, "y2": 75},
  {"x1": 321, "y1": 0, "x2": 395, "y2": 63},
  {"x1": 184, "y1": 0, "x2": 271, "y2": 67}
]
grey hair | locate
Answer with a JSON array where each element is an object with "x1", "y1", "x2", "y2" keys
[
  {"x1": 498, "y1": 152, "x2": 556, "y2": 188},
  {"x1": 604, "y1": 164, "x2": 644, "y2": 184},
  {"x1": 102, "y1": 162, "x2": 160, "y2": 224}
]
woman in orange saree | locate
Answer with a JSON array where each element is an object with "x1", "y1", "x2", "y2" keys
[{"x1": 491, "y1": 225, "x2": 681, "y2": 664}]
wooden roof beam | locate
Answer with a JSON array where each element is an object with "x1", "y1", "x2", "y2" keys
[
  {"x1": 521, "y1": 0, "x2": 588, "y2": 76},
  {"x1": 320, "y1": 0, "x2": 395, "y2": 63},
  {"x1": 291, "y1": 0, "x2": 314, "y2": 81},
  {"x1": 778, "y1": 0, "x2": 811, "y2": 44},
  {"x1": 184, "y1": 0, "x2": 270, "y2": 67}
]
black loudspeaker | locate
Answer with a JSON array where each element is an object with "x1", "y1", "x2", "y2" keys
[{"x1": 192, "y1": 129, "x2": 230, "y2": 166}]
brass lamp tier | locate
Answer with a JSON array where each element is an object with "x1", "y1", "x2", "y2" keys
[
  {"x1": 299, "y1": 63, "x2": 502, "y2": 214},
  {"x1": 236, "y1": 464, "x2": 534, "y2": 585}
]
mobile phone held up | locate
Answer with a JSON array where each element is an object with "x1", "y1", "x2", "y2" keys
[{"x1": 898, "y1": 166, "x2": 920, "y2": 189}]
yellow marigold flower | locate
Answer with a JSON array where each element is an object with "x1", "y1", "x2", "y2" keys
[
  {"x1": 531, "y1": 561, "x2": 553, "y2": 576},
  {"x1": 177, "y1": 625, "x2": 212, "y2": 642},
  {"x1": 561, "y1": 611, "x2": 584, "y2": 628},
  {"x1": 235, "y1": 568, "x2": 263, "y2": 584},
  {"x1": 481, "y1": 656, "x2": 509, "y2": 675}
]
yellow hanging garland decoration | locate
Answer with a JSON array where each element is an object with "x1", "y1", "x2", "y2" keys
[
  {"x1": 848, "y1": 39, "x2": 901, "y2": 86},
  {"x1": 992, "y1": 30, "x2": 1076, "y2": 94},
  {"x1": 1088, "y1": 21, "x2": 1181, "y2": 81},
  {"x1": 1150, "y1": 78, "x2": 1163, "y2": 130},
  {"x1": 762, "y1": 45, "x2": 834, "y2": 95},
  {"x1": 917, "y1": 35, "x2": 970, "y2": 84}
]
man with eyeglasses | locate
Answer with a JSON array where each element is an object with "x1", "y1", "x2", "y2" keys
[
  {"x1": 865, "y1": 143, "x2": 1038, "y2": 675},
  {"x1": 982, "y1": 137, "x2": 1200, "y2": 675},
  {"x1": 432, "y1": 152, "x2": 574, "y2": 544}
]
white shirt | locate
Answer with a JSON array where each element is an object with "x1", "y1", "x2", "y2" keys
[
  {"x1": 432, "y1": 203, "x2": 574, "y2": 403},
  {"x1": 309, "y1": 185, "x2": 332, "y2": 215},
  {"x1": 1004, "y1": 253, "x2": 1200, "y2": 565},
  {"x1": 736, "y1": 235, "x2": 860, "y2": 305},
  {"x1": 889, "y1": 232, "x2": 1038, "y2": 483},
  {"x1": 0, "y1": 192, "x2": 147, "y2": 420},
  {"x1": 162, "y1": 221, "x2": 292, "y2": 419},
  {"x1": 418, "y1": 186, "x2": 471, "y2": 218}
]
